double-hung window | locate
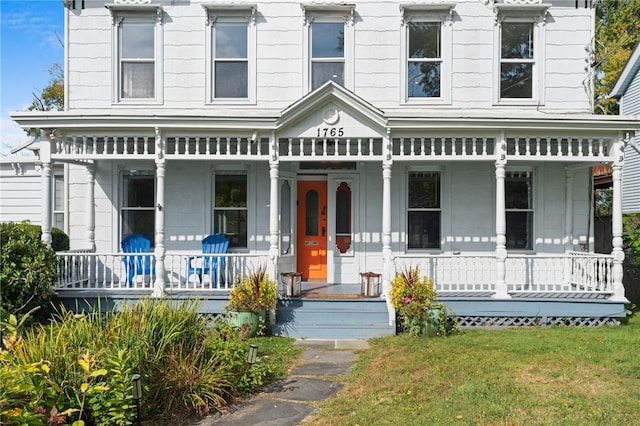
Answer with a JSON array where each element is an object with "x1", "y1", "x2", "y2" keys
[
  {"x1": 303, "y1": 4, "x2": 354, "y2": 92},
  {"x1": 400, "y1": 4, "x2": 453, "y2": 103},
  {"x1": 121, "y1": 171, "x2": 155, "y2": 244},
  {"x1": 500, "y1": 22, "x2": 534, "y2": 99},
  {"x1": 505, "y1": 171, "x2": 533, "y2": 250},
  {"x1": 407, "y1": 171, "x2": 441, "y2": 250},
  {"x1": 213, "y1": 172, "x2": 248, "y2": 249},
  {"x1": 205, "y1": 5, "x2": 256, "y2": 103},
  {"x1": 53, "y1": 174, "x2": 65, "y2": 231},
  {"x1": 108, "y1": 5, "x2": 163, "y2": 103},
  {"x1": 494, "y1": 3, "x2": 549, "y2": 104},
  {"x1": 407, "y1": 22, "x2": 441, "y2": 98}
]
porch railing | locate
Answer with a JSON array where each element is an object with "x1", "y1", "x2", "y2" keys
[
  {"x1": 394, "y1": 252, "x2": 614, "y2": 295},
  {"x1": 55, "y1": 252, "x2": 266, "y2": 291}
]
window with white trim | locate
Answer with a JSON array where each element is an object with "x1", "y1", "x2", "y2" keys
[
  {"x1": 494, "y1": 3, "x2": 548, "y2": 104},
  {"x1": 205, "y1": 5, "x2": 256, "y2": 102},
  {"x1": 505, "y1": 171, "x2": 533, "y2": 250},
  {"x1": 400, "y1": 4, "x2": 453, "y2": 103},
  {"x1": 303, "y1": 4, "x2": 354, "y2": 92},
  {"x1": 280, "y1": 179, "x2": 293, "y2": 255},
  {"x1": 108, "y1": 5, "x2": 163, "y2": 103},
  {"x1": 213, "y1": 172, "x2": 247, "y2": 249},
  {"x1": 407, "y1": 171, "x2": 441, "y2": 250},
  {"x1": 53, "y1": 174, "x2": 65, "y2": 231},
  {"x1": 121, "y1": 171, "x2": 155, "y2": 244},
  {"x1": 500, "y1": 22, "x2": 534, "y2": 99}
]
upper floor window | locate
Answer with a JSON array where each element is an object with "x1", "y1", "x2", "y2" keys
[
  {"x1": 400, "y1": 4, "x2": 454, "y2": 104},
  {"x1": 303, "y1": 4, "x2": 354, "y2": 92},
  {"x1": 214, "y1": 21, "x2": 248, "y2": 98},
  {"x1": 311, "y1": 22, "x2": 344, "y2": 90},
  {"x1": 407, "y1": 22, "x2": 441, "y2": 98},
  {"x1": 205, "y1": 5, "x2": 256, "y2": 103},
  {"x1": 494, "y1": 3, "x2": 549, "y2": 104},
  {"x1": 500, "y1": 22, "x2": 534, "y2": 99},
  {"x1": 108, "y1": 5, "x2": 163, "y2": 104}
]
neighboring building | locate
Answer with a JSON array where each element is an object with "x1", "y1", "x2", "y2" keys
[
  {"x1": 610, "y1": 40, "x2": 640, "y2": 214},
  {"x1": 9, "y1": 0, "x2": 640, "y2": 337}
]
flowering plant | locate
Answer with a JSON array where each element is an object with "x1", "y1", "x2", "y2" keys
[
  {"x1": 389, "y1": 267, "x2": 449, "y2": 336},
  {"x1": 227, "y1": 265, "x2": 278, "y2": 314}
]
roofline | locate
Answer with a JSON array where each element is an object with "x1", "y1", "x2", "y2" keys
[
  {"x1": 10, "y1": 111, "x2": 640, "y2": 135},
  {"x1": 610, "y1": 40, "x2": 640, "y2": 99}
]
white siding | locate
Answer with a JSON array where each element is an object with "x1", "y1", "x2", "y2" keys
[
  {"x1": 0, "y1": 161, "x2": 42, "y2": 224},
  {"x1": 67, "y1": 0, "x2": 593, "y2": 114},
  {"x1": 621, "y1": 64, "x2": 640, "y2": 213}
]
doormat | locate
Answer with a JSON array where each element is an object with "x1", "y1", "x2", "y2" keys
[{"x1": 302, "y1": 293, "x2": 363, "y2": 299}]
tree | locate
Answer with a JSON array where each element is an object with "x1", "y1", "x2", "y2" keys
[
  {"x1": 28, "y1": 63, "x2": 64, "y2": 111},
  {"x1": 593, "y1": 0, "x2": 640, "y2": 115}
]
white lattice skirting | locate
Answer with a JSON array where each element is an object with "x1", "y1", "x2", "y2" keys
[{"x1": 456, "y1": 316, "x2": 621, "y2": 327}]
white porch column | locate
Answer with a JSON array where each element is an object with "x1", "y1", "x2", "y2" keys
[
  {"x1": 493, "y1": 138, "x2": 510, "y2": 299},
  {"x1": 153, "y1": 129, "x2": 166, "y2": 297},
  {"x1": 382, "y1": 133, "x2": 394, "y2": 323},
  {"x1": 40, "y1": 130, "x2": 53, "y2": 246},
  {"x1": 268, "y1": 159, "x2": 280, "y2": 279},
  {"x1": 86, "y1": 164, "x2": 96, "y2": 252},
  {"x1": 564, "y1": 168, "x2": 574, "y2": 253},
  {"x1": 610, "y1": 136, "x2": 627, "y2": 302}
]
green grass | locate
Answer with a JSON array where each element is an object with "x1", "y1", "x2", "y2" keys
[{"x1": 307, "y1": 315, "x2": 640, "y2": 426}]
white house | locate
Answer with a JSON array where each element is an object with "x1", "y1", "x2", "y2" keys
[
  {"x1": 610, "y1": 40, "x2": 640, "y2": 214},
  {"x1": 9, "y1": 0, "x2": 640, "y2": 338}
]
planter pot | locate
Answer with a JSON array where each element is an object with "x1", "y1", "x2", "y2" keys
[
  {"x1": 402, "y1": 306, "x2": 443, "y2": 337},
  {"x1": 227, "y1": 311, "x2": 260, "y2": 337}
]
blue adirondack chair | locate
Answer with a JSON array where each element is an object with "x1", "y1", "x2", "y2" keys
[
  {"x1": 121, "y1": 233, "x2": 155, "y2": 286},
  {"x1": 186, "y1": 234, "x2": 229, "y2": 286}
]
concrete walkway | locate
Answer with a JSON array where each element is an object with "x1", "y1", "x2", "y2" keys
[{"x1": 194, "y1": 339, "x2": 369, "y2": 426}]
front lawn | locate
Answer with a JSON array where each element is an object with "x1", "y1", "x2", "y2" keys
[{"x1": 307, "y1": 314, "x2": 640, "y2": 425}]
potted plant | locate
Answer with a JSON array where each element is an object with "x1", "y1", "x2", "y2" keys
[
  {"x1": 226, "y1": 265, "x2": 278, "y2": 336},
  {"x1": 389, "y1": 266, "x2": 453, "y2": 336}
]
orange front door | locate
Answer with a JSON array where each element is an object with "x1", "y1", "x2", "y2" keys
[{"x1": 297, "y1": 181, "x2": 327, "y2": 281}]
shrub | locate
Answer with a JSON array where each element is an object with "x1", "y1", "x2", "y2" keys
[
  {"x1": 227, "y1": 265, "x2": 278, "y2": 314},
  {"x1": 51, "y1": 227, "x2": 70, "y2": 252},
  {"x1": 624, "y1": 213, "x2": 640, "y2": 265},
  {"x1": 0, "y1": 222, "x2": 58, "y2": 324}
]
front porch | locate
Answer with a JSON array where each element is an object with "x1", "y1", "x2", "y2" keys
[{"x1": 54, "y1": 250, "x2": 628, "y2": 338}]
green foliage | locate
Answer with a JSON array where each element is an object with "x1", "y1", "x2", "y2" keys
[
  {"x1": 28, "y1": 64, "x2": 64, "y2": 112},
  {"x1": 51, "y1": 227, "x2": 70, "y2": 252},
  {"x1": 0, "y1": 299, "x2": 299, "y2": 424},
  {"x1": 0, "y1": 222, "x2": 58, "y2": 324},
  {"x1": 623, "y1": 213, "x2": 640, "y2": 264},
  {"x1": 227, "y1": 265, "x2": 278, "y2": 314},
  {"x1": 390, "y1": 267, "x2": 459, "y2": 336},
  {"x1": 594, "y1": 0, "x2": 640, "y2": 114}
]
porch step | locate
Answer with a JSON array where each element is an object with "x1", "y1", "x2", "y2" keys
[{"x1": 272, "y1": 297, "x2": 394, "y2": 339}]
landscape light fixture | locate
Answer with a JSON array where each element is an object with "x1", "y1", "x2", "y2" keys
[
  {"x1": 132, "y1": 374, "x2": 142, "y2": 425},
  {"x1": 246, "y1": 344, "x2": 258, "y2": 366}
]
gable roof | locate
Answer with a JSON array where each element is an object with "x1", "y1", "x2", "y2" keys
[
  {"x1": 610, "y1": 40, "x2": 640, "y2": 99},
  {"x1": 277, "y1": 81, "x2": 387, "y2": 133}
]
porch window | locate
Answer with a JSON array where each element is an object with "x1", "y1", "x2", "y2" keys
[
  {"x1": 213, "y1": 21, "x2": 248, "y2": 98},
  {"x1": 280, "y1": 180, "x2": 292, "y2": 255},
  {"x1": 53, "y1": 174, "x2": 65, "y2": 231},
  {"x1": 214, "y1": 173, "x2": 247, "y2": 249},
  {"x1": 500, "y1": 22, "x2": 534, "y2": 99},
  {"x1": 311, "y1": 21, "x2": 344, "y2": 90},
  {"x1": 335, "y1": 181, "x2": 352, "y2": 254},
  {"x1": 407, "y1": 22, "x2": 441, "y2": 98},
  {"x1": 506, "y1": 171, "x2": 533, "y2": 250},
  {"x1": 407, "y1": 171, "x2": 441, "y2": 249},
  {"x1": 121, "y1": 172, "x2": 155, "y2": 245}
]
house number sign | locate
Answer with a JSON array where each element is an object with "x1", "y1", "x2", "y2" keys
[{"x1": 316, "y1": 127, "x2": 345, "y2": 138}]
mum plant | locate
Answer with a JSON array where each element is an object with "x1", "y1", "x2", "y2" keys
[{"x1": 389, "y1": 267, "x2": 456, "y2": 336}]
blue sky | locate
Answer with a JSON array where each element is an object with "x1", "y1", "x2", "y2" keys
[{"x1": 1, "y1": 0, "x2": 64, "y2": 155}]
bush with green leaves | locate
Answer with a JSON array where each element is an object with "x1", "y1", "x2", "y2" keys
[
  {"x1": 623, "y1": 213, "x2": 640, "y2": 265},
  {"x1": 0, "y1": 222, "x2": 58, "y2": 324}
]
